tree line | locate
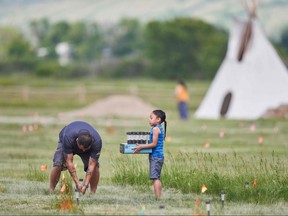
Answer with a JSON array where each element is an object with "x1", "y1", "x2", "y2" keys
[{"x1": 0, "y1": 17, "x2": 287, "y2": 80}]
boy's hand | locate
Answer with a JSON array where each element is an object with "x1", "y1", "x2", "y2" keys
[{"x1": 133, "y1": 144, "x2": 142, "y2": 154}]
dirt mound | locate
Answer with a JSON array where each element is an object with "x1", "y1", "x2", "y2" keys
[
  {"x1": 262, "y1": 104, "x2": 288, "y2": 118},
  {"x1": 59, "y1": 95, "x2": 155, "y2": 118}
]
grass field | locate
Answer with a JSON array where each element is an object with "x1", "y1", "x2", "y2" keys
[{"x1": 0, "y1": 76, "x2": 287, "y2": 215}]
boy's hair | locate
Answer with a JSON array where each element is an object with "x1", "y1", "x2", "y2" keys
[
  {"x1": 152, "y1": 109, "x2": 167, "y2": 138},
  {"x1": 77, "y1": 130, "x2": 93, "y2": 148},
  {"x1": 178, "y1": 80, "x2": 187, "y2": 89}
]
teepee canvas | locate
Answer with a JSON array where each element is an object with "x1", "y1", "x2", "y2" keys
[{"x1": 194, "y1": 2, "x2": 288, "y2": 120}]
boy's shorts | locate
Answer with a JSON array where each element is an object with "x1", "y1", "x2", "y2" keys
[
  {"x1": 52, "y1": 141, "x2": 100, "y2": 172},
  {"x1": 149, "y1": 156, "x2": 164, "y2": 180}
]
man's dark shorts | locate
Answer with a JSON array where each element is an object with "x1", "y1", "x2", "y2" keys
[
  {"x1": 53, "y1": 141, "x2": 100, "y2": 171},
  {"x1": 149, "y1": 156, "x2": 164, "y2": 180}
]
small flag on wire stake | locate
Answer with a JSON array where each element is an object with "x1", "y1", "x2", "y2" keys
[
  {"x1": 195, "y1": 197, "x2": 200, "y2": 206},
  {"x1": 201, "y1": 184, "x2": 207, "y2": 193},
  {"x1": 253, "y1": 179, "x2": 257, "y2": 187}
]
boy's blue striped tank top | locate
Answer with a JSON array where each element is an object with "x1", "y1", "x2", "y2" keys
[{"x1": 149, "y1": 124, "x2": 164, "y2": 158}]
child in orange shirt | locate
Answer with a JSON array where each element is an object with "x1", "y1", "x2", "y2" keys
[{"x1": 175, "y1": 80, "x2": 189, "y2": 120}]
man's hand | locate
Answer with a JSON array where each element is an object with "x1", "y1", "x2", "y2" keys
[
  {"x1": 80, "y1": 184, "x2": 87, "y2": 194},
  {"x1": 76, "y1": 183, "x2": 82, "y2": 192},
  {"x1": 65, "y1": 153, "x2": 82, "y2": 191}
]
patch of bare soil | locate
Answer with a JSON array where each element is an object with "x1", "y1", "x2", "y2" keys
[
  {"x1": 262, "y1": 104, "x2": 288, "y2": 118},
  {"x1": 59, "y1": 95, "x2": 155, "y2": 119}
]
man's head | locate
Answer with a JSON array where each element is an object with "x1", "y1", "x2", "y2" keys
[{"x1": 77, "y1": 130, "x2": 93, "y2": 152}]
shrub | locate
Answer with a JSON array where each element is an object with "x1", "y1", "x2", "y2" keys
[
  {"x1": 101, "y1": 57, "x2": 147, "y2": 78},
  {"x1": 34, "y1": 61, "x2": 60, "y2": 77}
]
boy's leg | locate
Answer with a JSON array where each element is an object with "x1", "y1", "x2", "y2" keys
[
  {"x1": 153, "y1": 179, "x2": 162, "y2": 197},
  {"x1": 50, "y1": 166, "x2": 62, "y2": 191},
  {"x1": 179, "y1": 102, "x2": 188, "y2": 120},
  {"x1": 89, "y1": 165, "x2": 100, "y2": 193},
  {"x1": 149, "y1": 156, "x2": 164, "y2": 197}
]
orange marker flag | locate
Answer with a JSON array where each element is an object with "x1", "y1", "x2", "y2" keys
[
  {"x1": 165, "y1": 136, "x2": 171, "y2": 142},
  {"x1": 41, "y1": 164, "x2": 47, "y2": 171},
  {"x1": 28, "y1": 125, "x2": 34, "y2": 132},
  {"x1": 258, "y1": 136, "x2": 263, "y2": 144},
  {"x1": 219, "y1": 130, "x2": 225, "y2": 138},
  {"x1": 249, "y1": 124, "x2": 256, "y2": 132},
  {"x1": 195, "y1": 197, "x2": 200, "y2": 206},
  {"x1": 253, "y1": 179, "x2": 257, "y2": 187},
  {"x1": 194, "y1": 210, "x2": 203, "y2": 216},
  {"x1": 22, "y1": 125, "x2": 27, "y2": 132},
  {"x1": 201, "y1": 184, "x2": 207, "y2": 193},
  {"x1": 60, "y1": 184, "x2": 66, "y2": 193},
  {"x1": 204, "y1": 143, "x2": 210, "y2": 149}
]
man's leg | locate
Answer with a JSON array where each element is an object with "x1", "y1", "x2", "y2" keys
[
  {"x1": 50, "y1": 141, "x2": 64, "y2": 192},
  {"x1": 50, "y1": 166, "x2": 62, "y2": 192},
  {"x1": 89, "y1": 166, "x2": 100, "y2": 193},
  {"x1": 153, "y1": 179, "x2": 162, "y2": 197}
]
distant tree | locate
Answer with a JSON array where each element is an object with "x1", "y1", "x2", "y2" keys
[
  {"x1": 278, "y1": 27, "x2": 288, "y2": 67},
  {"x1": 281, "y1": 27, "x2": 288, "y2": 52},
  {"x1": 7, "y1": 37, "x2": 33, "y2": 59},
  {"x1": 30, "y1": 20, "x2": 104, "y2": 61},
  {"x1": 277, "y1": 28, "x2": 288, "y2": 66},
  {"x1": 0, "y1": 27, "x2": 36, "y2": 73},
  {"x1": 144, "y1": 18, "x2": 227, "y2": 80},
  {"x1": 113, "y1": 18, "x2": 143, "y2": 56},
  {"x1": 0, "y1": 27, "x2": 23, "y2": 60},
  {"x1": 30, "y1": 21, "x2": 70, "y2": 59},
  {"x1": 0, "y1": 27, "x2": 33, "y2": 56},
  {"x1": 30, "y1": 18, "x2": 50, "y2": 47},
  {"x1": 68, "y1": 22, "x2": 104, "y2": 60},
  {"x1": 48, "y1": 21, "x2": 70, "y2": 44},
  {"x1": 21, "y1": 17, "x2": 229, "y2": 79}
]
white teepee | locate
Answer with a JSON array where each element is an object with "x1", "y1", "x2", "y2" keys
[{"x1": 194, "y1": 3, "x2": 288, "y2": 120}]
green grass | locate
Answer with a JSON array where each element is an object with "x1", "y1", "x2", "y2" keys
[
  {"x1": 26, "y1": 164, "x2": 49, "y2": 182},
  {"x1": 112, "y1": 151, "x2": 288, "y2": 203},
  {"x1": 0, "y1": 76, "x2": 287, "y2": 215}
]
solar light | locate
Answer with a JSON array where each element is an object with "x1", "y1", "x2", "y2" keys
[
  {"x1": 75, "y1": 178, "x2": 83, "y2": 205},
  {"x1": 159, "y1": 205, "x2": 165, "y2": 215},
  {"x1": 75, "y1": 187, "x2": 80, "y2": 205},
  {"x1": 221, "y1": 191, "x2": 225, "y2": 208},
  {"x1": 205, "y1": 199, "x2": 211, "y2": 216},
  {"x1": 139, "y1": 206, "x2": 145, "y2": 216},
  {"x1": 245, "y1": 180, "x2": 249, "y2": 190}
]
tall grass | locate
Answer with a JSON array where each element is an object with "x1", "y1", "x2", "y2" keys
[
  {"x1": 52, "y1": 172, "x2": 83, "y2": 213},
  {"x1": 111, "y1": 151, "x2": 288, "y2": 203},
  {"x1": 0, "y1": 77, "x2": 287, "y2": 214},
  {"x1": 111, "y1": 155, "x2": 151, "y2": 190},
  {"x1": 26, "y1": 164, "x2": 49, "y2": 182}
]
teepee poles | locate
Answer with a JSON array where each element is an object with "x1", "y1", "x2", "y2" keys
[{"x1": 237, "y1": 0, "x2": 259, "y2": 61}]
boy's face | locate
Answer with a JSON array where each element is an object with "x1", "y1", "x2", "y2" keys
[{"x1": 149, "y1": 112, "x2": 161, "y2": 126}]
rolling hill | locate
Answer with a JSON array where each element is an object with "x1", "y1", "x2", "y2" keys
[{"x1": 0, "y1": 0, "x2": 287, "y2": 41}]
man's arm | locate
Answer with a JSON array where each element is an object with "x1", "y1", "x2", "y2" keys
[
  {"x1": 81, "y1": 157, "x2": 97, "y2": 194},
  {"x1": 65, "y1": 153, "x2": 81, "y2": 190}
]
